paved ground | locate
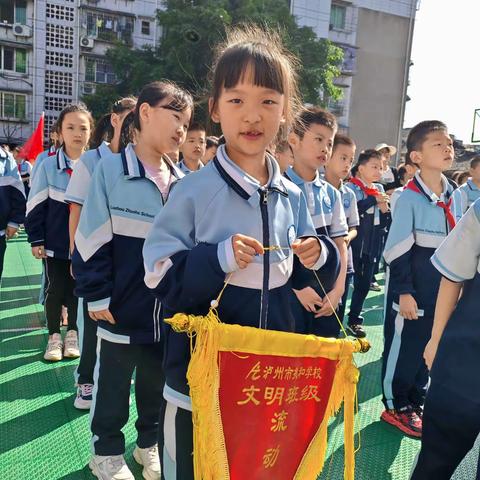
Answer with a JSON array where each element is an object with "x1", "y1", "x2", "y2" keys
[{"x1": 0, "y1": 233, "x2": 477, "y2": 479}]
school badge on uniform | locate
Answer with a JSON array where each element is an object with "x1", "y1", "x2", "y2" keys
[
  {"x1": 322, "y1": 195, "x2": 332, "y2": 212},
  {"x1": 343, "y1": 197, "x2": 351, "y2": 210},
  {"x1": 286, "y1": 224, "x2": 296, "y2": 248},
  {"x1": 166, "y1": 309, "x2": 369, "y2": 480}
]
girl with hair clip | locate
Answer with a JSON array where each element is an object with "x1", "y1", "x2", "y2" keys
[
  {"x1": 142, "y1": 26, "x2": 339, "y2": 479},
  {"x1": 72, "y1": 81, "x2": 192, "y2": 480},
  {"x1": 64, "y1": 96, "x2": 136, "y2": 411},
  {"x1": 25, "y1": 103, "x2": 93, "y2": 362}
]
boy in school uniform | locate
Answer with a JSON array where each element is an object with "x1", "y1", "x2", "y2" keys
[
  {"x1": 178, "y1": 122, "x2": 206, "y2": 174},
  {"x1": 390, "y1": 157, "x2": 419, "y2": 214},
  {"x1": 452, "y1": 156, "x2": 480, "y2": 221},
  {"x1": 0, "y1": 145, "x2": 25, "y2": 281},
  {"x1": 381, "y1": 120, "x2": 457, "y2": 438},
  {"x1": 324, "y1": 134, "x2": 359, "y2": 325},
  {"x1": 287, "y1": 107, "x2": 348, "y2": 338},
  {"x1": 410, "y1": 199, "x2": 480, "y2": 479},
  {"x1": 347, "y1": 150, "x2": 389, "y2": 337}
]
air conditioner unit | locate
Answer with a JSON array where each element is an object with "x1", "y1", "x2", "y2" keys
[
  {"x1": 80, "y1": 36, "x2": 94, "y2": 49},
  {"x1": 13, "y1": 24, "x2": 32, "y2": 37}
]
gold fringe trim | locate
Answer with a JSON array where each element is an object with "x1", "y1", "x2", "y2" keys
[{"x1": 166, "y1": 313, "x2": 367, "y2": 480}]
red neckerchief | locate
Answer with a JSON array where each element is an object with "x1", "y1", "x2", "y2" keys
[
  {"x1": 405, "y1": 178, "x2": 456, "y2": 230},
  {"x1": 349, "y1": 177, "x2": 380, "y2": 197},
  {"x1": 65, "y1": 168, "x2": 72, "y2": 177}
]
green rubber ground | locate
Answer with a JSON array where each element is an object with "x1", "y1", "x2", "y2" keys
[{"x1": 0, "y1": 233, "x2": 477, "y2": 479}]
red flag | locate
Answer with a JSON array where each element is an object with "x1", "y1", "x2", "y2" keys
[{"x1": 19, "y1": 113, "x2": 44, "y2": 163}]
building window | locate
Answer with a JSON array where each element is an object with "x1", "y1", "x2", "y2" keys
[
  {"x1": 330, "y1": 4, "x2": 346, "y2": 31},
  {"x1": 86, "y1": 12, "x2": 134, "y2": 44},
  {"x1": 85, "y1": 58, "x2": 116, "y2": 84},
  {"x1": 0, "y1": 0, "x2": 27, "y2": 25},
  {"x1": 1, "y1": 91, "x2": 26, "y2": 120},
  {"x1": 46, "y1": 51, "x2": 74, "y2": 68},
  {"x1": 1, "y1": 46, "x2": 27, "y2": 73},
  {"x1": 46, "y1": 4, "x2": 74, "y2": 22},
  {"x1": 46, "y1": 24, "x2": 74, "y2": 49},
  {"x1": 141, "y1": 21, "x2": 150, "y2": 35},
  {"x1": 45, "y1": 71, "x2": 73, "y2": 96}
]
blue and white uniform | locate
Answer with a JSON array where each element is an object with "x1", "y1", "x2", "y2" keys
[
  {"x1": 338, "y1": 182, "x2": 360, "y2": 323},
  {"x1": 381, "y1": 172, "x2": 457, "y2": 412},
  {"x1": 25, "y1": 147, "x2": 75, "y2": 259},
  {"x1": 30, "y1": 145, "x2": 56, "y2": 184},
  {"x1": 177, "y1": 159, "x2": 203, "y2": 175},
  {"x1": 65, "y1": 141, "x2": 112, "y2": 387},
  {"x1": 286, "y1": 167, "x2": 346, "y2": 336},
  {"x1": 65, "y1": 141, "x2": 111, "y2": 206},
  {"x1": 452, "y1": 178, "x2": 480, "y2": 221},
  {"x1": 412, "y1": 200, "x2": 480, "y2": 479},
  {"x1": 18, "y1": 160, "x2": 32, "y2": 196},
  {"x1": 0, "y1": 146, "x2": 25, "y2": 280},
  {"x1": 347, "y1": 178, "x2": 385, "y2": 326},
  {"x1": 143, "y1": 145, "x2": 339, "y2": 405},
  {"x1": 72, "y1": 143, "x2": 182, "y2": 457},
  {"x1": 143, "y1": 145, "x2": 339, "y2": 476}
]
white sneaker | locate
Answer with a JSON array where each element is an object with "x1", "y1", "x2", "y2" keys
[
  {"x1": 44, "y1": 333, "x2": 63, "y2": 362},
  {"x1": 74, "y1": 383, "x2": 93, "y2": 410},
  {"x1": 133, "y1": 445, "x2": 161, "y2": 480},
  {"x1": 89, "y1": 455, "x2": 134, "y2": 480},
  {"x1": 63, "y1": 330, "x2": 80, "y2": 358}
]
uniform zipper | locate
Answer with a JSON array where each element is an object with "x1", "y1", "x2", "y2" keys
[{"x1": 259, "y1": 188, "x2": 270, "y2": 329}]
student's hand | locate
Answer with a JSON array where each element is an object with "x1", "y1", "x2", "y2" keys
[
  {"x1": 399, "y1": 294, "x2": 419, "y2": 320},
  {"x1": 232, "y1": 234, "x2": 264, "y2": 269},
  {"x1": 378, "y1": 202, "x2": 390, "y2": 214},
  {"x1": 376, "y1": 193, "x2": 389, "y2": 204},
  {"x1": 32, "y1": 245, "x2": 47, "y2": 259},
  {"x1": 292, "y1": 238, "x2": 321, "y2": 269},
  {"x1": 5, "y1": 226, "x2": 18, "y2": 239},
  {"x1": 293, "y1": 287, "x2": 323, "y2": 313},
  {"x1": 424, "y1": 338, "x2": 439, "y2": 370},
  {"x1": 89, "y1": 309, "x2": 116, "y2": 325},
  {"x1": 314, "y1": 288, "x2": 343, "y2": 318}
]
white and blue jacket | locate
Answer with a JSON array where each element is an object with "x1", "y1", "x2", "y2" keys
[
  {"x1": 177, "y1": 159, "x2": 204, "y2": 175},
  {"x1": 430, "y1": 199, "x2": 480, "y2": 400},
  {"x1": 452, "y1": 178, "x2": 480, "y2": 221},
  {"x1": 348, "y1": 179, "x2": 385, "y2": 261},
  {"x1": 142, "y1": 145, "x2": 340, "y2": 406},
  {"x1": 339, "y1": 182, "x2": 359, "y2": 274},
  {"x1": 65, "y1": 141, "x2": 111, "y2": 206},
  {"x1": 30, "y1": 146, "x2": 56, "y2": 184},
  {"x1": 72, "y1": 143, "x2": 183, "y2": 344},
  {"x1": 0, "y1": 146, "x2": 25, "y2": 236},
  {"x1": 25, "y1": 147, "x2": 75, "y2": 259},
  {"x1": 384, "y1": 172, "x2": 457, "y2": 317}
]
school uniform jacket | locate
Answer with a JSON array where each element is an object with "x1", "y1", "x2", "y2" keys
[
  {"x1": 177, "y1": 159, "x2": 204, "y2": 175},
  {"x1": 339, "y1": 182, "x2": 360, "y2": 275},
  {"x1": 25, "y1": 147, "x2": 75, "y2": 259},
  {"x1": 30, "y1": 146, "x2": 56, "y2": 184},
  {"x1": 349, "y1": 179, "x2": 385, "y2": 261},
  {"x1": 0, "y1": 146, "x2": 25, "y2": 236},
  {"x1": 430, "y1": 199, "x2": 480, "y2": 399},
  {"x1": 65, "y1": 141, "x2": 111, "y2": 206},
  {"x1": 452, "y1": 178, "x2": 480, "y2": 221},
  {"x1": 142, "y1": 144, "x2": 340, "y2": 408},
  {"x1": 72, "y1": 143, "x2": 183, "y2": 344},
  {"x1": 383, "y1": 172, "x2": 457, "y2": 318}
]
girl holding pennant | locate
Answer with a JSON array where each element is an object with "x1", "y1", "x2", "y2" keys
[{"x1": 142, "y1": 26, "x2": 340, "y2": 479}]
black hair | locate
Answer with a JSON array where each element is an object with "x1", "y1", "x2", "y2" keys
[
  {"x1": 333, "y1": 133, "x2": 355, "y2": 151},
  {"x1": 406, "y1": 120, "x2": 448, "y2": 165},
  {"x1": 292, "y1": 106, "x2": 338, "y2": 139},
  {"x1": 210, "y1": 25, "x2": 300, "y2": 140},
  {"x1": 206, "y1": 136, "x2": 219, "y2": 149},
  {"x1": 351, "y1": 149, "x2": 383, "y2": 176},
  {"x1": 90, "y1": 97, "x2": 137, "y2": 149},
  {"x1": 120, "y1": 81, "x2": 194, "y2": 150},
  {"x1": 57, "y1": 102, "x2": 94, "y2": 134},
  {"x1": 470, "y1": 156, "x2": 480, "y2": 170},
  {"x1": 187, "y1": 122, "x2": 206, "y2": 134}
]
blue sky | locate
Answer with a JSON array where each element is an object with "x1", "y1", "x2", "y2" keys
[{"x1": 403, "y1": 0, "x2": 480, "y2": 143}]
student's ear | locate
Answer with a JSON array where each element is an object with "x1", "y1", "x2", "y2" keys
[
  {"x1": 138, "y1": 102, "x2": 150, "y2": 127},
  {"x1": 410, "y1": 150, "x2": 421, "y2": 166},
  {"x1": 110, "y1": 113, "x2": 120, "y2": 130},
  {"x1": 209, "y1": 98, "x2": 220, "y2": 124},
  {"x1": 288, "y1": 131, "x2": 300, "y2": 151}
]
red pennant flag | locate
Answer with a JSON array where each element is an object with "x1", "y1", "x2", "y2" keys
[{"x1": 18, "y1": 113, "x2": 44, "y2": 163}]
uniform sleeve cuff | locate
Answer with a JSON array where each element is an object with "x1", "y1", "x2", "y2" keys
[
  {"x1": 217, "y1": 236, "x2": 240, "y2": 273},
  {"x1": 88, "y1": 298, "x2": 111, "y2": 312},
  {"x1": 310, "y1": 239, "x2": 328, "y2": 270},
  {"x1": 7, "y1": 222, "x2": 19, "y2": 229}
]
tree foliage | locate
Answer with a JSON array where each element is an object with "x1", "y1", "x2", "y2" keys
[{"x1": 83, "y1": 0, "x2": 343, "y2": 123}]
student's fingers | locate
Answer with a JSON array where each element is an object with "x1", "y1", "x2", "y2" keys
[
  {"x1": 298, "y1": 253, "x2": 318, "y2": 269},
  {"x1": 103, "y1": 310, "x2": 116, "y2": 325},
  {"x1": 236, "y1": 243, "x2": 256, "y2": 257},
  {"x1": 236, "y1": 257, "x2": 250, "y2": 270},
  {"x1": 88, "y1": 311, "x2": 98, "y2": 321},
  {"x1": 241, "y1": 236, "x2": 264, "y2": 255},
  {"x1": 292, "y1": 238, "x2": 314, "y2": 255}
]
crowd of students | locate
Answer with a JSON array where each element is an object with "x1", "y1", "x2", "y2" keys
[{"x1": 1, "y1": 25, "x2": 480, "y2": 480}]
